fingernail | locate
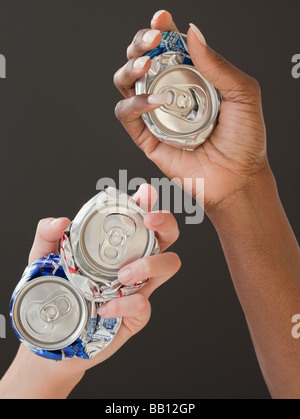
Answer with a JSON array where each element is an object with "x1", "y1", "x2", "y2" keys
[
  {"x1": 50, "y1": 218, "x2": 60, "y2": 225},
  {"x1": 148, "y1": 93, "x2": 168, "y2": 105},
  {"x1": 118, "y1": 267, "x2": 133, "y2": 284},
  {"x1": 50, "y1": 217, "x2": 67, "y2": 225},
  {"x1": 189, "y1": 23, "x2": 207, "y2": 46},
  {"x1": 133, "y1": 56, "x2": 150, "y2": 70},
  {"x1": 149, "y1": 212, "x2": 164, "y2": 226},
  {"x1": 152, "y1": 10, "x2": 166, "y2": 21},
  {"x1": 42, "y1": 218, "x2": 54, "y2": 224},
  {"x1": 142, "y1": 29, "x2": 160, "y2": 44}
]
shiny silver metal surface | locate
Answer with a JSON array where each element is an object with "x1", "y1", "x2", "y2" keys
[
  {"x1": 60, "y1": 188, "x2": 160, "y2": 302},
  {"x1": 12, "y1": 276, "x2": 88, "y2": 351},
  {"x1": 78, "y1": 199, "x2": 154, "y2": 278},
  {"x1": 136, "y1": 34, "x2": 221, "y2": 151}
]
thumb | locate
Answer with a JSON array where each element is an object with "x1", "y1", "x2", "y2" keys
[
  {"x1": 187, "y1": 23, "x2": 259, "y2": 102},
  {"x1": 28, "y1": 217, "x2": 70, "y2": 265}
]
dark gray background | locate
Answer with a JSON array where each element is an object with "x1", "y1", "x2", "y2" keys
[{"x1": 0, "y1": 0, "x2": 299, "y2": 399}]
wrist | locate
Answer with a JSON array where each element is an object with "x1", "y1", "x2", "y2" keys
[
  {"x1": 207, "y1": 165, "x2": 277, "y2": 227},
  {"x1": 0, "y1": 345, "x2": 85, "y2": 399}
]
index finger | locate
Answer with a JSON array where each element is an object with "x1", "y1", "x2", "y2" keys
[
  {"x1": 126, "y1": 10, "x2": 179, "y2": 62},
  {"x1": 144, "y1": 211, "x2": 180, "y2": 252},
  {"x1": 133, "y1": 186, "x2": 180, "y2": 252},
  {"x1": 151, "y1": 10, "x2": 180, "y2": 32}
]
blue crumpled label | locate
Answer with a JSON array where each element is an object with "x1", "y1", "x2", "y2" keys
[
  {"x1": 10, "y1": 254, "x2": 93, "y2": 361},
  {"x1": 144, "y1": 31, "x2": 193, "y2": 66}
]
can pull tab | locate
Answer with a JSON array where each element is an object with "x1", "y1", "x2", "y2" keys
[
  {"x1": 40, "y1": 295, "x2": 71, "y2": 324},
  {"x1": 100, "y1": 214, "x2": 137, "y2": 265},
  {"x1": 159, "y1": 85, "x2": 207, "y2": 122}
]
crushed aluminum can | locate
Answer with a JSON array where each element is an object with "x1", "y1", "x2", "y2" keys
[
  {"x1": 10, "y1": 188, "x2": 158, "y2": 361},
  {"x1": 60, "y1": 187, "x2": 160, "y2": 303},
  {"x1": 10, "y1": 254, "x2": 121, "y2": 361},
  {"x1": 136, "y1": 31, "x2": 221, "y2": 151}
]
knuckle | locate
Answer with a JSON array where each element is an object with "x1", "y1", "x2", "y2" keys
[
  {"x1": 169, "y1": 252, "x2": 182, "y2": 272},
  {"x1": 174, "y1": 253, "x2": 182, "y2": 271},
  {"x1": 114, "y1": 100, "x2": 125, "y2": 120},
  {"x1": 237, "y1": 76, "x2": 261, "y2": 103},
  {"x1": 127, "y1": 30, "x2": 147, "y2": 59},
  {"x1": 247, "y1": 76, "x2": 261, "y2": 93},
  {"x1": 134, "y1": 294, "x2": 148, "y2": 314},
  {"x1": 143, "y1": 303, "x2": 152, "y2": 327},
  {"x1": 132, "y1": 30, "x2": 147, "y2": 51},
  {"x1": 135, "y1": 29, "x2": 147, "y2": 42},
  {"x1": 168, "y1": 219, "x2": 180, "y2": 243},
  {"x1": 174, "y1": 225, "x2": 180, "y2": 241},
  {"x1": 127, "y1": 313, "x2": 149, "y2": 336},
  {"x1": 126, "y1": 45, "x2": 132, "y2": 60},
  {"x1": 113, "y1": 69, "x2": 121, "y2": 87},
  {"x1": 213, "y1": 51, "x2": 229, "y2": 71}
]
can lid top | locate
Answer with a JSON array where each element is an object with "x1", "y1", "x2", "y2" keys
[
  {"x1": 12, "y1": 276, "x2": 88, "y2": 351},
  {"x1": 148, "y1": 65, "x2": 219, "y2": 137},
  {"x1": 79, "y1": 203, "x2": 153, "y2": 274},
  {"x1": 70, "y1": 189, "x2": 155, "y2": 279}
]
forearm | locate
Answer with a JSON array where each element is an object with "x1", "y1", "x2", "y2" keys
[
  {"x1": 209, "y1": 167, "x2": 300, "y2": 399},
  {"x1": 0, "y1": 345, "x2": 85, "y2": 399}
]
